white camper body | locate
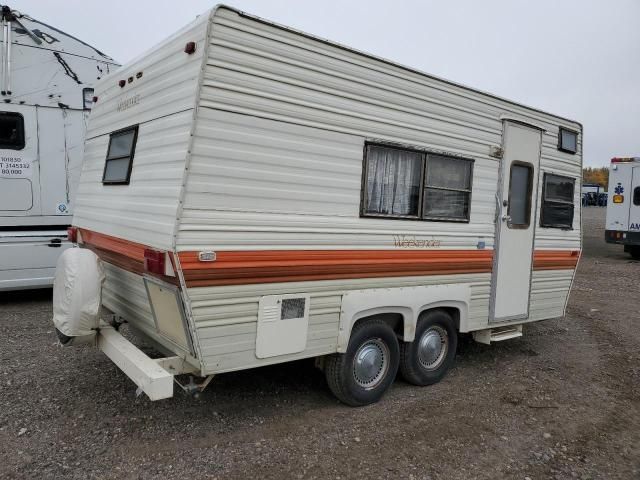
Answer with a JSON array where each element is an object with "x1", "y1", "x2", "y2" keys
[
  {"x1": 605, "y1": 157, "x2": 640, "y2": 259},
  {"x1": 63, "y1": 6, "x2": 583, "y2": 405},
  {"x1": 0, "y1": 6, "x2": 117, "y2": 290}
]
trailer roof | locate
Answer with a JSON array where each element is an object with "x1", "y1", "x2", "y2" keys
[{"x1": 215, "y1": 4, "x2": 581, "y2": 129}]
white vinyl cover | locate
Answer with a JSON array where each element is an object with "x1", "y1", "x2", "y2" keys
[{"x1": 53, "y1": 248, "x2": 105, "y2": 342}]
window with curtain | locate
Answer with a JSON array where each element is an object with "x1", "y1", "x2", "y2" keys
[
  {"x1": 362, "y1": 144, "x2": 473, "y2": 222},
  {"x1": 540, "y1": 173, "x2": 575, "y2": 229},
  {"x1": 364, "y1": 145, "x2": 422, "y2": 217}
]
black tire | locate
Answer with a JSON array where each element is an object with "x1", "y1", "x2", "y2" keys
[
  {"x1": 399, "y1": 309, "x2": 457, "y2": 386},
  {"x1": 324, "y1": 318, "x2": 400, "y2": 406},
  {"x1": 630, "y1": 246, "x2": 640, "y2": 260}
]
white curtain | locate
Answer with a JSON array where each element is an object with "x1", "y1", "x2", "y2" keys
[{"x1": 366, "y1": 147, "x2": 421, "y2": 215}]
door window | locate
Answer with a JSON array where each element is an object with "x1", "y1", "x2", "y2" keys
[
  {"x1": 508, "y1": 163, "x2": 533, "y2": 228},
  {"x1": 0, "y1": 112, "x2": 25, "y2": 150}
]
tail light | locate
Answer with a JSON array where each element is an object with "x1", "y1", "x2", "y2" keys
[
  {"x1": 144, "y1": 249, "x2": 165, "y2": 275},
  {"x1": 67, "y1": 227, "x2": 78, "y2": 242}
]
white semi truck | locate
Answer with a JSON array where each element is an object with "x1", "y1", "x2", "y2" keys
[
  {"x1": 605, "y1": 157, "x2": 640, "y2": 259},
  {"x1": 0, "y1": 5, "x2": 118, "y2": 290}
]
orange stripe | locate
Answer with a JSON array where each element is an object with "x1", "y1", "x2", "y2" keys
[
  {"x1": 178, "y1": 249, "x2": 494, "y2": 287},
  {"x1": 77, "y1": 229, "x2": 579, "y2": 287},
  {"x1": 532, "y1": 250, "x2": 580, "y2": 270}
]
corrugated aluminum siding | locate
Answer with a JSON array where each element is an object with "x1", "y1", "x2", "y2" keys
[
  {"x1": 74, "y1": 14, "x2": 209, "y2": 248},
  {"x1": 529, "y1": 269, "x2": 575, "y2": 321},
  {"x1": 190, "y1": 273, "x2": 490, "y2": 374},
  {"x1": 178, "y1": 7, "x2": 581, "y2": 253},
  {"x1": 75, "y1": 111, "x2": 192, "y2": 248},
  {"x1": 102, "y1": 263, "x2": 194, "y2": 361}
]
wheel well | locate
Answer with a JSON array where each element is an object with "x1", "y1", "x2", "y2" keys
[
  {"x1": 352, "y1": 312, "x2": 404, "y2": 338},
  {"x1": 433, "y1": 307, "x2": 461, "y2": 332},
  {"x1": 349, "y1": 306, "x2": 462, "y2": 344}
]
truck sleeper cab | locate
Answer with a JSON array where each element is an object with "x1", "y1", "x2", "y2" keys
[
  {"x1": 54, "y1": 5, "x2": 583, "y2": 406},
  {"x1": 0, "y1": 6, "x2": 118, "y2": 290}
]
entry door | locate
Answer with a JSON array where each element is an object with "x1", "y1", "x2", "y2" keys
[
  {"x1": 490, "y1": 122, "x2": 542, "y2": 322},
  {"x1": 629, "y1": 167, "x2": 640, "y2": 231}
]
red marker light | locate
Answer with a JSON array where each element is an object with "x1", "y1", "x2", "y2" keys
[
  {"x1": 92, "y1": 96, "x2": 98, "y2": 103},
  {"x1": 144, "y1": 249, "x2": 165, "y2": 275},
  {"x1": 118, "y1": 79, "x2": 126, "y2": 88},
  {"x1": 184, "y1": 41, "x2": 196, "y2": 54}
]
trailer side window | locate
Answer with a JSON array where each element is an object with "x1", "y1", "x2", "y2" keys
[
  {"x1": 540, "y1": 173, "x2": 575, "y2": 229},
  {"x1": 0, "y1": 112, "x2": 25, "y2": 150},
  {"x1": 634, "y1": 187, "x2": 640, "y2": 206},
  {"x1": 362, "y1": 144, "x2": 473, "y2": 222},
  {"x1": 363, "y1": 145, "x2": 422, "y2": 218},
  {"x1": 423, "y1": 155, "x2": 472, "y2": 221},
  {"x1": 102, "y1": 126, "x2": 138, "y2": 185},
  {"x1": 558, "y1": 128, "x2": 578, "y2": 154}
]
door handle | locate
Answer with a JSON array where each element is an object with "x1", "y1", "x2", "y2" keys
[
  {"x1": 501, "y1": 215, "x2": 511, "y2": 223},
  {"x1": 48, "y1": 238, "x2": 62, "y2": 248}
]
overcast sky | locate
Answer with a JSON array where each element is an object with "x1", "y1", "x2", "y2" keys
[{"x1": 17, "y1": 0, "x2": 640, "y2": 167}]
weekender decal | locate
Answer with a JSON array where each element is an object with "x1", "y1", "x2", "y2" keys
[{"x1": 0, "y1": 156, "x2": 32, "y2": 178}]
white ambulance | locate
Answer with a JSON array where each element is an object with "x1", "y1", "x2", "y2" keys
[{"x1": 605, "y1": 157, "x2": 640, "y2": 259}]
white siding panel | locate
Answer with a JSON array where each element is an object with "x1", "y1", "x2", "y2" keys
[
  {"x1": 178, "y1": 8, "x2": 581, "y2": 252},
  {"x1": 102, "y1": 263, "x2": 194, "y2": 360},
  {"x1": 188, "y1": 273, "x2": 490, "y2": 374},
  {"x1": 86, "y1": 14, "x2": 208, "y2": 139},
  {"x1": 529, "y1": 269, "x2": 575, "y2": 321},
  {"x1": 179, "y1": 110, "x2": 497, "y2": 250},
  {"x1": 74, "y1": 110, "x2": 192, "y2": 248}
]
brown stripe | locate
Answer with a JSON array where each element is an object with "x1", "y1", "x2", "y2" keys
[
  {"x1": 178, "y1": 249, "x2": 494, "y2": 287},
  {"x1": 532, "y1": 250, "x2": 580, "y2": 270}
]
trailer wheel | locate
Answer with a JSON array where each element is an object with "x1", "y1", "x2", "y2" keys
[
  {"x1": 324, "y1": 318, "x2": 399, "y2": 406},
  {"x1": 399, "y1": 309, "x2": 457, "y2": 386},
  {"x1": 630, "y1": 246, "x2": 640, "y2": 260}
]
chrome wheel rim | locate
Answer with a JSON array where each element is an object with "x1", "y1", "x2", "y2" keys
[
  {"x1": 417, "y1": 325, "x2": 448, "y2": 370},
  {"x1": 353, "y1": 338, "x2": 390, "y2": 390}
]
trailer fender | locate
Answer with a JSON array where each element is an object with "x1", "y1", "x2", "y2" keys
[{"x1": 338, "y1": 284, "x2": 471, "y2": 352}]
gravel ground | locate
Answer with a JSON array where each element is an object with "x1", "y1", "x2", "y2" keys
[{"x1": 0, "y1": 207, "x2": 638, "y2": 480}]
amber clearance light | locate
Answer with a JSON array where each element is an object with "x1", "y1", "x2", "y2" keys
[{"x1": 612, "y1": 194, "x2": 624, "y2": 204}]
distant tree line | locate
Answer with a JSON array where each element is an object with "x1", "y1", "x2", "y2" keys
[{"x1": 583, "y1": 167, "x2": 609, "y2": 189}]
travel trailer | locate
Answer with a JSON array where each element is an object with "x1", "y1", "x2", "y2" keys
[
  {"x1": 53, "y1": 5, "x2": 583, "y2": 406},
  {"x1": 0, "y1": 5, "x2": 118, "y2": 290},
  {"x1": 605, "y1": 157, "x2": 640, "y2": 259}
]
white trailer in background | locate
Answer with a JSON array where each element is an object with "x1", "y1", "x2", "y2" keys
[
  {"x1": 0, "y1": 5, "x2": 118, "y2": 290},
  {"x1": 55, "y1": 5, "x2": 583, "y2": 406},
  {"x1": 605, "y1": 157, "x2": 640, "y2": 259}
]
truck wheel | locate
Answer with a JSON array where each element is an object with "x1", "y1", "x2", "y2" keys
[
  {"x1": 399, "y1": 309, "x2": 457, "y2": 386},
  {"x1": 325, "y1": 318, "x2": 399, "y2": 406}
]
